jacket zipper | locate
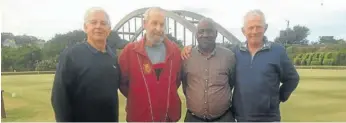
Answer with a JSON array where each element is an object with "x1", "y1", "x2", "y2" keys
[
  {"x1": 250, "y1": 52, "x2": 258, "y2": 68},
  {"x1": 250, "y1": 48, "x2": 266, "y2": 68}
]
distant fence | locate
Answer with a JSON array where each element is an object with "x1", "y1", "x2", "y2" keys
[
  {"x1": 1, "y1": 66, "x2": 346, "y2": 76},
  {"x1": 295, "y1": 66, "x2": 346, "y2": 70},
  {"x1": 1, "y1": 71, "x2": 55, "y2": 75}
]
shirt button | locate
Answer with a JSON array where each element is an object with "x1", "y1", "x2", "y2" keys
[
  {"x1": 204, "y1": 101, "x2": 207, "y2": 104},
  {"x1": 205, "y1": 69, "x2": 208, "y2": 72},
  {"x1": 205, "y1": 79, "x2": 208, "y2": 82},
  {"x1": 204, "y1": 90, "x2": 207, "y2": 93}
]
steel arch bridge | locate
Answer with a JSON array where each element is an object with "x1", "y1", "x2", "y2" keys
[{"x1": 113, "y1": 7, "x2": 241, "y2": 46}]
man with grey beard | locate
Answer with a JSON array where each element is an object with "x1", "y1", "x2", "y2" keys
[{"x1": 118, "y1": 7, "x2": 183, "y2": 122}]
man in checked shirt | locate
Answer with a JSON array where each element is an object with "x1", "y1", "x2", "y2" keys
[{"x1": 180, "y1": 17, "x2": 236, "y2": 122}]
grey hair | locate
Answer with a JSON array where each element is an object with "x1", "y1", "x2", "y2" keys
[
  {"x1": 143, "y1": 7, "x2": 165, "y2": 21},
  {"x1": 84, "y1": 7, "x2": 111, "y2": 26},
  {"x1": 243, "y1": 9, "x2": 266, "y2": 26}
]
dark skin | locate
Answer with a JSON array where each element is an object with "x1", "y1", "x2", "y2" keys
[{"x1": 196, "y1": 19, "x2": 218, "y2": 55}]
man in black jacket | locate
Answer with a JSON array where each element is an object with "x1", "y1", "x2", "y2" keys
[{"x1": 51, "y1": 7, "x2": 127, "y2": 122}]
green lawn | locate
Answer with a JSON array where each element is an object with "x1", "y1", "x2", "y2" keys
[{"x1": 1, "y1": 69, "x2": 346, "y2": 122}]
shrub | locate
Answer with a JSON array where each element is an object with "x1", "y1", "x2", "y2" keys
[
  {"x1": 35, "y1": 59, "x2": 58, "y2": 71},
  {"x1": 323, "y1": 59, "x2": 335, "y2": 65},
  {"x1": 293, "y1": 54, "x2": 304, "y2": 65},
  {"x1": 322, "y1": 52, "x2": 338, "y2": 65},
  {"x1": 337, "y1": 52, "x2": 346, "y2": 65},
  {"x1": 301, "y1": 53, "x2": 314, "y2": 65},
  {"x1": 310, "y1": 52, "x2": 325, "y2": 65}
]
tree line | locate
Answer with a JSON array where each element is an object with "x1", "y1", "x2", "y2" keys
[
  {"x1": 1, "y1": 25, "x2": 346, "y2": 72},
  {"x1": 274, "y1": 25, "x2": 346, "y2": 66},
  {"x1": 1, "y1": 30, "x2": 183, "y2": 72}
]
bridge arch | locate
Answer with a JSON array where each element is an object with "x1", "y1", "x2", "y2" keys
[{"x1": 113, "y1": 7, "x2": 241, "y2": 45}]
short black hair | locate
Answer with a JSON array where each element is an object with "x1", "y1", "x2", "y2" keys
[{"x1": 197, "y1": 17, "x2": 218, "y2": 34}]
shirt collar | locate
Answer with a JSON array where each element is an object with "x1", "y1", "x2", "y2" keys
[
  {"x1": 85, "y1": 41, "x2": 116, "y2": 58},
  {"x1": 197, "y1": 46, "x2": 216, "y2": 59},
  {"x1": 239, "y1": 36, "x2": 272, "y2": 51}
]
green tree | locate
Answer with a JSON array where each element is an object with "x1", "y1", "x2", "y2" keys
[
  {"x1": 319, "y1": 36, "x2": 346, "y2": 44},
  {"x1": 1, "y1": 33, "x2": 44, "y2": 71},
  {"x1": 274, "y1": 25, "x2": 310, "y2": 45},
  {"x1": 319, "y1": 36, "x2": 336, "y2": 44},
  {"x1": 1, "y1": 45, "x2": 42, "y2": 71},
  {"x1": 41, "y1": 30, "x2": 86, "y2": 60}
]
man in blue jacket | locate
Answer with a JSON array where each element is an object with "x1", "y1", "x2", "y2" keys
[{"x1": 181, "y1": 9, "x2": 300, "y2": 122}]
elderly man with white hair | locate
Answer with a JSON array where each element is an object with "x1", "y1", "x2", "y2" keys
[
  {"x1": 118, "y1": 7, "x2": 183, "y2": 122},
  {"x1": 181, "y1": 9, "x2": 300, "y2": 122},
  {"x1": 51, "y1": 7, "x2": 123, "y2": 122}
]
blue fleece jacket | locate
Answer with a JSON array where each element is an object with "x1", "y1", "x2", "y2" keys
[{"x1": 231, "y1": 38, "x2": 300, "y2": 122}]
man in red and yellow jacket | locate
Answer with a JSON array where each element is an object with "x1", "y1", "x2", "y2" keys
[{"x1": 118, "y1": 7, "x2": 182, "y2": 122}]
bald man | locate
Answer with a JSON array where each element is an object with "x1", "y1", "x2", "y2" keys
[
  {"x1": 181, "y1": 18, "x2": 236, "y2": 122},
  {"x1": 118, "y1": 7, "x2": 182, "y2": 122}
]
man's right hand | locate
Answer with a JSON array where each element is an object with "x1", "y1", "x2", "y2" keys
[{"x1": 181, "y1": 45, "x2": 193, "y2": 60}]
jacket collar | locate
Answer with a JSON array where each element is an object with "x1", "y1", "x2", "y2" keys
[
  {"x1": 239, "y1": 36, "x2": 272, "y2": 51},
  {"x1": 85, "y1": 40, "x2": 116, "y2": 58},
  {"x1": 133, "y1": 34, "x2": 175, "y2": 60}
]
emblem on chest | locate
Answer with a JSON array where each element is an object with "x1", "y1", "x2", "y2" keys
[{"x1": 143, "y1": 63, "x2": 152, "y2": 74}]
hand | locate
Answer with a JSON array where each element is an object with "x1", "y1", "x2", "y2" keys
[
  {"x1": 280, "y1": 91, "x2": 291, "y2": 102},
  {"x1": 181, "y1": 45, "x2": 193, "y2": 60}
]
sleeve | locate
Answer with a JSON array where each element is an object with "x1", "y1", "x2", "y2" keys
[
  {"x1": 175, "y1": 50, "x2": 183, "y2": 89},
  {"x1": 228, "y1": 53, "x2": 236, "y2": 89},
  {"x1": 279, "y1": 48, "x2": 300, "y2": 102},
  {"x1": 115, "y1": 56, "x2": 122, "y2": 88},
  {"x1": 230, "y1": 43, "x2": 239, "y2": 53},
  {"x1": 180, "y1": 63, "x2": 188, "y2": 95},
  {"x1": 118, "y1": 44, "x2": 131, "y2": 97},
  {"x1": 176, "y1": 67, "x2": 182, "y2": 89},
  {"x1": 51, "y1": 48, "x2": 74, "y2": 122}
]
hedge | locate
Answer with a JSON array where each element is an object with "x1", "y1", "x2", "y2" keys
[
  {"x1": 310, "y1": 52, "x2": 325, "y2": 65},
  {"x1": 301, "y1": 53, "x2": 314, "y2": 65},
  {"x1": 339, "y1": 53, "x2": 346, "y2": 65},
  {"x1": 294, "y1": 54, "x2": 304, "y2": 65},
  {"x1": 322, "y1": 52, "x2": 337, "y2": 65},
  {"x1": 293, "y1": 52, "x2": 346, "y2": 66}
]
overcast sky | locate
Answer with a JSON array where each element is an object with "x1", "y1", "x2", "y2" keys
[{"x1": 1, "y1": 0, "x2": 346, "y2": 43}]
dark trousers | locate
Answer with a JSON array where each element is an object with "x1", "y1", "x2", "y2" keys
[{"x1": 184, "y1": 109, "x2": 235, "y2": 122}]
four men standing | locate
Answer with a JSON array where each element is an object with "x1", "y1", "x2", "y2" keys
[{"x1": 51, "y1": 7, "x2": 299, "y2": 122}]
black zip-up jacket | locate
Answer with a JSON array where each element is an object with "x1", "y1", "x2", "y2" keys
[{"x1": 51, "y1": 42, "x2": 121, "y2": 122}]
